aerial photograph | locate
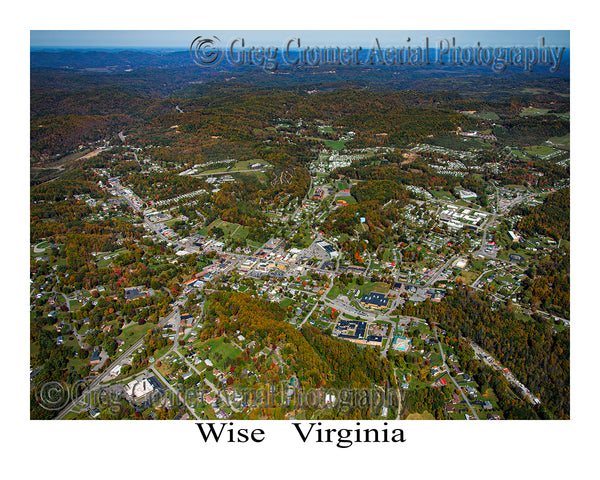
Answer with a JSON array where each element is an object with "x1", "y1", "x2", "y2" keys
[{"x1": 29, "y1": 29, "x2": 571, "y2": 425}]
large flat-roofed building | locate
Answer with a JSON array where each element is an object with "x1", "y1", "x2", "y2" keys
[
  {"x1": 316, "y1": 240, "x2": 339, "y2": 258},
  {"x1": 365, "y1": 335, "x2": 383, "y2": 346},
  {"x1": 360, "y1": 292, "x2": 389, "y2": 310},
  {"x1": 125, "y1": 378, "x2": 155, "y2": 399},
  {"x1": 332, "y1": 319, "x2": 367, "y2": 343}
]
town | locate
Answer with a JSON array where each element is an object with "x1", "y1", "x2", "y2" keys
[{"x1": 30, "y1": 49, "x2": 570, "y2": 422}]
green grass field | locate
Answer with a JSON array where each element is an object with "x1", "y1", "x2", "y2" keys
[
  {"x1": 429, "y1": 189, "x2": 454, "y2": 200},
  {"x1": 96, "y1": 250, "x2": 129, "y2": 268},
  {"x1": 200, "y1": 159, "x2": 270, "y2": 175},
  {"x1": 164, "y1": 218, "x2": 183, "y2": 229},
  {"x1": 455, "y1": 270, "x2": 478, "y2": 285},
  {"x1": 207, "y1": 219, "x2": 249, "y2": 240},
  {"x1": 199, "y1": 337, "x2": 243, "y2": 369},
  {"x1": 547, "y1": 134, "x2": 570, "y2": 150},
  {"x1": 336, "y1": 195, "x2": 356, "y2": 205},
  {"x1": 360, "y1": 281, "x2": 390, "y2": 296},
  {"x1": 233, "y1": 171, "x2": 268, "y2": 183},
  {"x1": 405, "y1": 411, "x2": 436, "y2": 420},
  {"x1": 326, "y1": 284, "x2": 342, "y2": 300},
  {"x1": 67, "y1": 354, "x2": 91, "y2": 373},
  {"x1": 279, "y1": 297, "x2": 295, "y2": 310},
  {"x1": 506, "y1": 147, "x2": 528, "y2": 159},
  {"x1": 520, "y1": 107, "x2": 549, "y2": 117},
  {"x1": 524, "y1": 145, "x2": 557, "y2": 157},
  {"x1": 319, "y1": 126, "x2": 335, "y2": 133},
  {"x1": 521, "y1": 87, "x2": 550, "y2": 95},
  {"x1": 324, "y1": 139, "x2": 348, "y2": 150},
  {"x1": 474, "y1": 111, "x2": 500, "y2": 121},
  {"x1": 117, "y1": 322, "x2": 155, "y2": 350}
]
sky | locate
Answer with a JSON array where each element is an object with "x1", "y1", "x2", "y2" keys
[{"x1": 30, "y1": 30, "x2": 570, "y2": 50}]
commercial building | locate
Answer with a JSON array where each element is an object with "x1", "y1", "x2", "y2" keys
[
  {"x1": 360, "y1": 292, "x2": 389, "y2": 310},
  {"x1": 125, "y1": 378, "x2": 155, "y2": 399},
  {"x1": 332, "y1": 319, "x2": 367, "y2": 343}
]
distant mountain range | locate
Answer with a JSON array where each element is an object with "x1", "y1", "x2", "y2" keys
[{"x1": 31, "y1": 48, "x2": 570, "y2": 75}]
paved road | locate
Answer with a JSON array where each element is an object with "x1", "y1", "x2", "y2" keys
[
  {"x1": 150, "y1": 365, "x2": 200, "y2": 419},
  {"x1": 48, "y1": 286, "x2": 72, "y2": 312},
  {"x1": 33, "y1": 242, "x2": 48, "y2": 253},
  {"x1": 379, "y1": 318, "x2": 398, "y2": 358},
  {"x1": 476, "y1": 213, "x2": 498, "y2": 258},
  {"x1": 203, "y1": 377, "x2": 241, "y2": 413},
  {"x1": 469, "y1": 340, "x2": 541, "y2": 406},
  {"x1": 424, "y1": 254, "x2": 458, "y2": 287},
  {"x1": 471, "y1": 266, "x2": 503, "y2": 289},
  {"x1": 433, "y1": 323, "x2": 479, "y2": 420}
]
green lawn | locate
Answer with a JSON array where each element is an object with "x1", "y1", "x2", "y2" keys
[
  {"x1": 360, "y1": 281, "x2": 390, "y2": 296},
  {"x1": 280, "y1": 297, "x2": 295, "y2": 309},
  {"x1": 520, "y1": 107, "x2": 549, "y2": 117},
  {"x1": 474, "y1": 111, "x2": 500, "y2": 121},
  {"x1": 429, "y1": 189, "x2": 454, "y2": 200},
  {"x1": 246, "y1": 240, "x2": 263, "y2": 249},
  {"x1": 231, "y1": 225, "x2": 250, "y2": 241},
  {"x1": 547, "y1": 134, "x2": 570, "y2": 150},
  {"x1": 326, "y1": 284, "x2": 342, "y2": 300},
  {"x1": 521, "y1": 87, "x2": 549, "y2": 95},
  {"x1": 197, "y1": 337, "x2": 242, "y2": 370},
  {"x1": 425, "y1": 133, "x2": 486, "y2": 151},
  {"x1": 455, "y1": 270, "x2": 478, "y2": 285},
  {"x1": 199, "y1": 159, "x2": 270, "y2": 175},
  {"x1": 405, "y1": 410, "x2": 435, "y2": 420},
  {"x1": 207, "y1": 219, "x2": 249, "y2": 240},
  {"x1": 67, "y1": 354, "x2": 91, "y2": 373},
  {"x1": 233, "y1": 170, "x2": 268, "y2": 183},
  {"x1": 164, "y1": 218, "x2": 183, "y2": 229},
  {"x1": 507, "y1": 147, "x2": 528, "y2": 159},
  {"x1": 324, "y1": 139, "x2": 348, "y2": 150},
  {"x1": 96, "y1": 248, "x2": 129, "y2": 268},
  {"x1": 117, "y1": 322, "x2": 155, "y2": 350},
  {"x1": 525, "y1": 145, "x2": 557, "y2": 157}
]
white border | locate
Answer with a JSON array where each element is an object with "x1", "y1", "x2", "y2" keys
[{"x1": 8, "y1": 1, "x2": 597, "y2": 478}]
